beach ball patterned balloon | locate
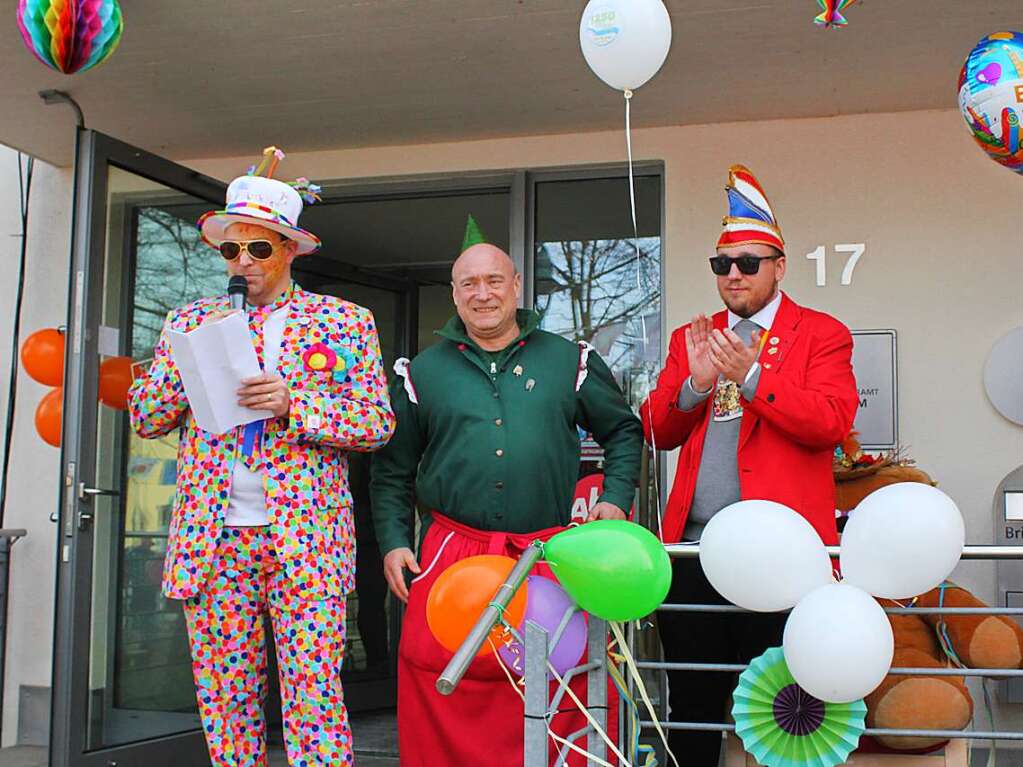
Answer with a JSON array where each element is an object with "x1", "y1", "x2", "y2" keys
[
  {"x1": 16, "y1": 0, "x2": 124, "y2": 75},
  {"x1": 958, "y1": 31, "x2": 1023, "y2": 175}
]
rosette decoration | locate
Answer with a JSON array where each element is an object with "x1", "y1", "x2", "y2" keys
[
  {"x1": 732, "y1": 647, "x2": 867, "y2": 767},
  {"x1": 16, "y1": 0, "x2": 124, "y2": 75},
  {"x1": 302, "y1": 343, "x2": 357, "y2": 384}
]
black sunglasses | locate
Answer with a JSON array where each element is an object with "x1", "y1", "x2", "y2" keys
[
  {"x1": 709, "y1": 254, "x2": 782, "y2": 276},
  {"x1": 218, "y1": 239, "x2": 282, "y2": 261}
]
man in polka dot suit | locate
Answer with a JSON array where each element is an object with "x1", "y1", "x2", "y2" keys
[{"x1": 128, "y1": 151, "x2": 395, "y2": 767}]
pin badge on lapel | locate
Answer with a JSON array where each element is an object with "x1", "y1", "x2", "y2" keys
[
  {"x1": 513, "y1": 365, "x2": 523, "y2": 377},
  {"x1": 525, "y1": 378, "x2": 535, "y2": 391}
]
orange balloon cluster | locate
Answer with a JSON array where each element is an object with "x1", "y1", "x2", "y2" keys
[
  {"x1": 21, "y1": 328, "x2": 66, "y2": 447},
  {"x1": 426, "y1": 555, "x2": 527, "y2": 657},
  {"x1": 20, "y1": 328, "x2": 136, "y2": 447}
]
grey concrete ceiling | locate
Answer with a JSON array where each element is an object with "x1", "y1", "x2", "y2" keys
[{"x1": 1, "y1": 1, "x2": 1019, "y2": 166}]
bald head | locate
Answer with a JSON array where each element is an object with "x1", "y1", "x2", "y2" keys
[
  {"x1": 451, "y1": 243, "x2": 516, "y2": 283},
  {"x1": 451, "y1": 243, "x2": 522, "y2": 350}
]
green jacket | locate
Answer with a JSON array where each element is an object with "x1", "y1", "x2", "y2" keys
[{"x1": 370, "y1": 310, "x2": 643, "y2": 554}]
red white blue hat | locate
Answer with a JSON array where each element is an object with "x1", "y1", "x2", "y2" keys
[
  {"x1": 198, "y1": 147, "x2": 322, "y2": 256},
  {"x1": 717, "y1": 164, "x2": 785, "y2": 254}
]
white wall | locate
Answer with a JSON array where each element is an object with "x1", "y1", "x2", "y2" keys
[
  {"x1": 0, "y1": 145, "x2": 71, "y2": 744},
  {"x1": 2, "y1": 105, "x2": 1023, "y2": 745},
  {"x1": 192, "y1": 109, "x2": 1023, "y2": 608}
]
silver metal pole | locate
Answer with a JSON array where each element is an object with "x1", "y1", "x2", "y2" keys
[
  {"x1": 657, "y1": 603, "x2": 1023, "y2": 616},
  {"x1": 665, "y1": 544, "x2": 1023, "y2": 560},
  {"x1": 436, "y1": 541, "x2": 544, "y2": 695},
  {"x1": 635, "y1": 660, "x2": 1023, "y2": 677},
  {"x1": 586, "y1": 618, "x2": 608, "y2": 765},
  {"x1": 524, "y1": 620, "x2": 550, "y2": 767},
  {"x1": 639, "y1": 720, "x2": 1023, "y2": 740}
]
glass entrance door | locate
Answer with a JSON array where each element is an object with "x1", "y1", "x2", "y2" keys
[
  {"x1": 52, "y1": 130, "x2": 226, "y2": 767},
  {"x1": 293, "y1": 261, "x2": 417, "y2": 715}
]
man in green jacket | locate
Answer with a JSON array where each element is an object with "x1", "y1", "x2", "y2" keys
[{"x1": 371, "y1": 220, "x2": 643, "y2": 766}]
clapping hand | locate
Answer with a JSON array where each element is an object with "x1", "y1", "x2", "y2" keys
[{"x1": 708, "y1": 328, "x2": 762, "y2": 385}]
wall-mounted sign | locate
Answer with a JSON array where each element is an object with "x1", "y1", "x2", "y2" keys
[
  {"x1": 850, "y1": 330, "x2": 898, "y2": 450},
  {"x1": 571, "y1": 471, "x2": 636, "y2": 522}
]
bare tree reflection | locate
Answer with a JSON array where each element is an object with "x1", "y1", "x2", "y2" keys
[
  {"x1": 131, "y1": 207, "x2": 223, "y2": 358},
  {"x1": 535, "y1": 238, "x2": 661, "y2": 405}
]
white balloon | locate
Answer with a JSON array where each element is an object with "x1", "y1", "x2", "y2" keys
[
  {"x1": 840, "y1": 483, "x2": 965, "y2": 599},
  {"x1": 699, "y1": 501, "x2": 833, "y2": 612},
  {"x1": 783, "y1": 583, "x2": 894, "y2": 703},
  {"x1": 578, "y1": 0, "x2": 672, "y2": 92}
]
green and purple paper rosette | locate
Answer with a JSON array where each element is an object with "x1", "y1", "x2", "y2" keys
[{"x1": 732, "y1": 647, "x2": 866, "y2": 767}]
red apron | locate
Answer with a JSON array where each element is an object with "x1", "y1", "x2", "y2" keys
[{"x1": 397, "y1": 513, "x2": 619, "y2": 766}]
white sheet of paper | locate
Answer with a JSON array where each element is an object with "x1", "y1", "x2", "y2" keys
[{"x1": 167, "y1": 312, "x2": 273, "y2": 435}]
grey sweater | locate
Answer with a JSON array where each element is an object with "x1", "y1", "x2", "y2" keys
[{"x1": 677, "y1": 319, "x2": 761, "y2": 540}]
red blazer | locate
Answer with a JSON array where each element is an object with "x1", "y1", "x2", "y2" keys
[{"x1": 642, "y1": 294, "x2": 858, "y2": 545}]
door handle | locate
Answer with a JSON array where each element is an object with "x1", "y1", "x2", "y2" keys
[{"x1": 78, "y1": 483, "x2": 120, "y2": 501}]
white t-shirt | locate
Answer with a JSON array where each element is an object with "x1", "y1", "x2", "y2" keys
[{"x1": 224, "y1": 304, "x2": 289, "y2": 527}]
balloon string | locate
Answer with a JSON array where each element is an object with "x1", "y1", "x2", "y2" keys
[
  {"x1": 624, "y1": 88, "x2": 664, "y2": 543},
  {"x1": 624, "y1": 89, "x2": 643, "y2": 324},
  {"x1": 610, "y1": 620, "x2": 680, "y2": 767},
  {"x1": 489, "y1": 637, "x2": 526, "y2": 698},
  {"x1": 608, "y1": 648, "x2": 660, "y2": 766},
  {"x1": 982, "y1": 677, "x2": 997, "y2": 767}
]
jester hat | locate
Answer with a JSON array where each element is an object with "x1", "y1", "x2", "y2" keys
[
  {"x1": 717, "y1": 164, "x2": 785, "y2": 254},
  {"x1": 461, "y1": 214, "x2": 488, "y2": 253}
]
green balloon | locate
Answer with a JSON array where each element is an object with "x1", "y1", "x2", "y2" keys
[{"x1": 543, "y1": 520, "x2": 671, "y2": 621}]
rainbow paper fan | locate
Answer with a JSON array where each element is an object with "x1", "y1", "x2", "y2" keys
[
  {"x1": 732, "y1": 647, "x2": 866, "y2": 767},
  {"x1": 16, "y1": 0, "x2": 124, "y2": 75},
  {"x1": 815, "y1": 0, "x2": 858, "y2": 29}
]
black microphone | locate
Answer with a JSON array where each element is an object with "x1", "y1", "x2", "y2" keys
[{"x1": 228, "y1": 276, "x2": 248, "y2": 312}]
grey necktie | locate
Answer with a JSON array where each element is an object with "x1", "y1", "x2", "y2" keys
[{"x1": 733, "y1": 318, "x2": 759, "y2": 347}]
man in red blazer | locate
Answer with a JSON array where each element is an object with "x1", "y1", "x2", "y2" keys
[{"x1": 642, "y1": 165, "x2": 858, "y2": 765}]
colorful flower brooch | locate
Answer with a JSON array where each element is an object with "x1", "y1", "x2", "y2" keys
[{"x1": 302, "y1": 342, "x2": 357, "y2": 383}]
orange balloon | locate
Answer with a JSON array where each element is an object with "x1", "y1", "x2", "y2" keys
[
  {"x1": 99, "y1": 356, "x2": 134, "y2": 411},
  {"x1": 35, "y1": 388, "x2": 63, "y2": 447},
  {"x1": 20, "y1": 328, "x2": 65, "y2": 387},
  {"x1": 426, "y1": 555, "x2": 528, "y2": 657}
]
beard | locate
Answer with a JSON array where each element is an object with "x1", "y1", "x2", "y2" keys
[{"x1": 723, "y1": 282, "x2": 779, "y2": 318}]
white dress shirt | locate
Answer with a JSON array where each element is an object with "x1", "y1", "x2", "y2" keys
[{"x1": 224, "y1": 303, "x2": 289, "y2": 527}]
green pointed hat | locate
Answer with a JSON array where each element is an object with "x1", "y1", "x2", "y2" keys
[{"x1": 461, "y1": 214, "x2": 488, "y2": 253}]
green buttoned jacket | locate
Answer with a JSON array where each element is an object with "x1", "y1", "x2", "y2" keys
[{"x1": 370, "y1": 310, "x2": 644, "y2": 555}]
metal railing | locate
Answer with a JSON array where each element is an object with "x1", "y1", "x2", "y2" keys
[
  {"x1": 437, "y1": 542, "x2": 1023, "y2": 765},
  {"x1": 438, "y1": 541, "x2": 616, "y2": 765},
  {"x1": 635, "y1": 544, "x2": 1023, "y2": 748}
]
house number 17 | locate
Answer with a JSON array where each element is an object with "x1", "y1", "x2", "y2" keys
[{"x1": 805, "y1": 244, "x2": 866, "y2": 287}]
